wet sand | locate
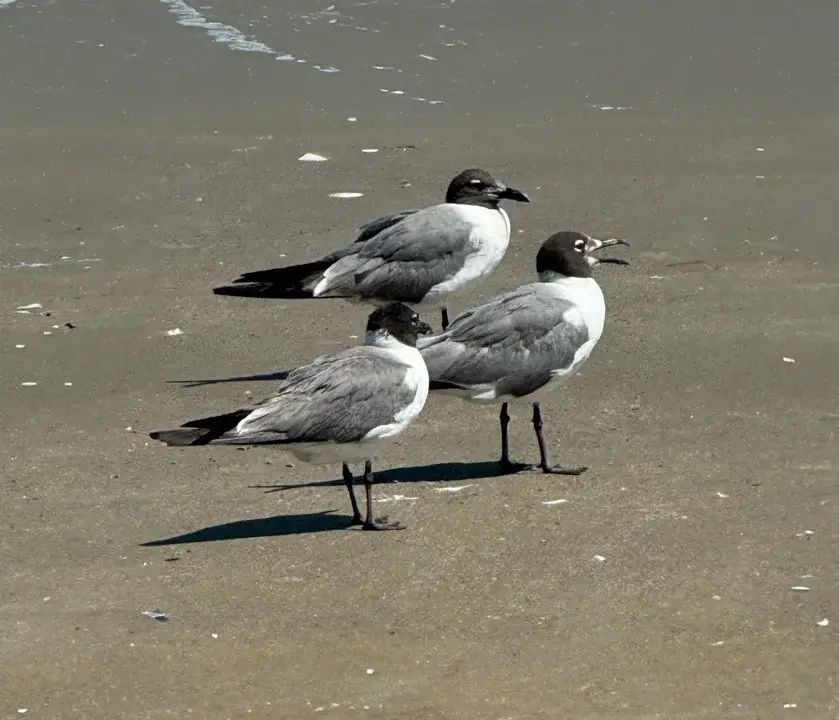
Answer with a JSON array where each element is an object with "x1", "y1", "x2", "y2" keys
[{"x1": 2, "y1": 1, "x2": 838, "y2": 718}]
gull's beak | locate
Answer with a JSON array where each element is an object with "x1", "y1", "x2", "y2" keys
[
  {"x1": 497, "y1": 185, "x2": 530, "y2": 203},
  {"x1": 417, "y1": 320, "x2": 433, "y2": 335},
  {"x1": 587, "y1": 237, "x2": 630, "y2": 266}
]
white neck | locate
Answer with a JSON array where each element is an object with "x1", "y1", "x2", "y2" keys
[
  {"x1": 537, "y1": 269, "x2": 584, "y2": 283},
  {"x1": 541, "y1": 274, "x2": 606, "y2": 341},
  {"x1": 364, "y1": 329, "x2": 426, "y2": 370},
  {"x1": 365, "y1": 329, "x2": 409, "y2": 349}
]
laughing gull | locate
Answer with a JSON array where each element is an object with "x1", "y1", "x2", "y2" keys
[
  {"x1": 418, "y1": 231, "x2": 629, "y2": 474},
  {"x1": 149, "y1": 303, "x2": 432, "y2": 531},
  {"x1": 213, "y1": 168, "x2": 530, "y2": 329}
]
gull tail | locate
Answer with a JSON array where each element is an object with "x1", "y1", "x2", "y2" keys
[
  {"x1": 149, "y1": 410, "x2": 250, "y2": 446},
  {"x1": 213, "y1": 259, "x2": 333, "y2": 299}
]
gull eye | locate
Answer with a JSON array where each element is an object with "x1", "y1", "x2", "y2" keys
[{"x1": 574, "y1": 239, "x2": 585, "y2": 252}]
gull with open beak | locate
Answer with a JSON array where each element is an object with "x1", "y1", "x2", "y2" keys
[{"x1": 418, "y1": 230, "x2": 629, "y2": 474}]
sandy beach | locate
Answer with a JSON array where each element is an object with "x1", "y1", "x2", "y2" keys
[{"x1": 2, "y1": 1, "x2": 838, "y2": 718}]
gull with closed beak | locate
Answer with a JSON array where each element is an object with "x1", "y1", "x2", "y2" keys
[
  {"x1": 149, "y1": 303, "x2": 433, "y2": 531},
  {"x1": 213, "y1": 168, "x2": 530, "y2": 330}
]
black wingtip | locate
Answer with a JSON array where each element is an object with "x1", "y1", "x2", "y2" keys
[
  {"x1": 213, "y1": 283, "x2": 314, "y2": 299},
  {"x1": 429, "y1": 380, "x2": 464, "y2": 392}
]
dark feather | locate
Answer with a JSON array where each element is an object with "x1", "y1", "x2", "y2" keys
[
  {"x1": 150, "y1": 409, "x2": 250, "y2": 446},
  {"x1": 429, "y1": 380, "x2": 464, "y2": 392},
  {"x1": 212, "y1": 259, "x2": 333, "y2": 299}
]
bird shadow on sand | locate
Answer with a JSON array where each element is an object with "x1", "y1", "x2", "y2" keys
[
  {"x1": 250, "y1": 461, "x2": 506, "y2": 494},
  {"x1": 140, "y1": 463, "x2": 510, "y2": 547},
  {"x1": 140, "y1": 509, "x2": 352, "y2": 546}
]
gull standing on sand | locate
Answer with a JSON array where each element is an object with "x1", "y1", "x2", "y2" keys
[
  {"x1": 213, "y1": 168, "x2": 530, "y2": 329},
  {"x1": 418, "y1": 231, "x2": 629, "y2": 474},
  {"x1": 149, "y1": 303, "x2": 432, "y2": 531}
]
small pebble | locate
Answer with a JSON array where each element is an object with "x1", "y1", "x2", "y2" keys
[
  {"x1": 817, "y1": 618, "x2": 829, "y2": 627},
  {"x1": 366, "y1": 668, "x2": 374, "y2": 675},
  {"x1": 791, "y1": 586, "x2": 810, "y2": 591},
  {"x1": 15, "y1": 344, "x2": 25, "y2": 349},
  {"x1": 21, "y1": 382, "x2": 37, "y2": 387}
]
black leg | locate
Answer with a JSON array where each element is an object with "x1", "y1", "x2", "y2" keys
[
  {"x1": 532, "y1": 402, "x2": 587, "y2": 476},
  {"x1": 498, "y1": 402, "x2": 533, "y2": 474},
  {"x1": 441, "y1": 307, "x2": 450, "y2": 331},
  {"x1": 362, "y1": 460, "x2": 404, "y2": 531},
  {"x1": 342, "y1": 463, "x2": 363, "y2": 525}
]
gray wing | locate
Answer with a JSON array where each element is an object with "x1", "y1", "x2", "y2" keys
[
  {"x1": 314, "y1": 211, "x2": 420, "y2": 268},
  {"x1": 318, "y1": 204, "x2": 474, "y2": 303},
  {"x1": 355, "y1": 210, "x2": 419, "y2": 244},
  {"x1": 230, "y1": 348, "x2": 418, "y2": 444},
  {"x1": 419, "y1": 285, "x2": 589, "y2": 396}
]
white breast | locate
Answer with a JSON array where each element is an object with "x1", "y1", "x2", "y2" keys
[
  {"x1": 361, "y1": 341, "x2": 429, "y2": 442},
  {"x1": 422, "y1": 205, "x2": 511, "y2": 304},
  {"x1": 546, "y1": 276, "x2": 606, "y2": 343},
  {"x1": 541, "y1": 276, "x2": 606, "y2": 388},
  {"x1": 461, "y1": 277, "x2": 607, "y2": 406}
]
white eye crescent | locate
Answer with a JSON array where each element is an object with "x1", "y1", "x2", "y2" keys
[{"x1": 469, "y1": 178, "x2": 483, "y2": 185}]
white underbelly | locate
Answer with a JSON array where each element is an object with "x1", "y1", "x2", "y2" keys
[
  {"x1": 282, "y1": 438, "x2": 388, "y2": 466},
  {"x1": 431, "y1": 336, "x2": 598, "y2": 406}
]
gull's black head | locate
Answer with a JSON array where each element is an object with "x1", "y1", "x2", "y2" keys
[
  {"x1": 445, "y1": 168, "x2": 531, "y2": 208},
  {"x1": 536, "y1": 231, "x2": 630, "y2": 280},
  {"x1": 366, "y1": 302, "x2": 433, "y2": 347}
]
